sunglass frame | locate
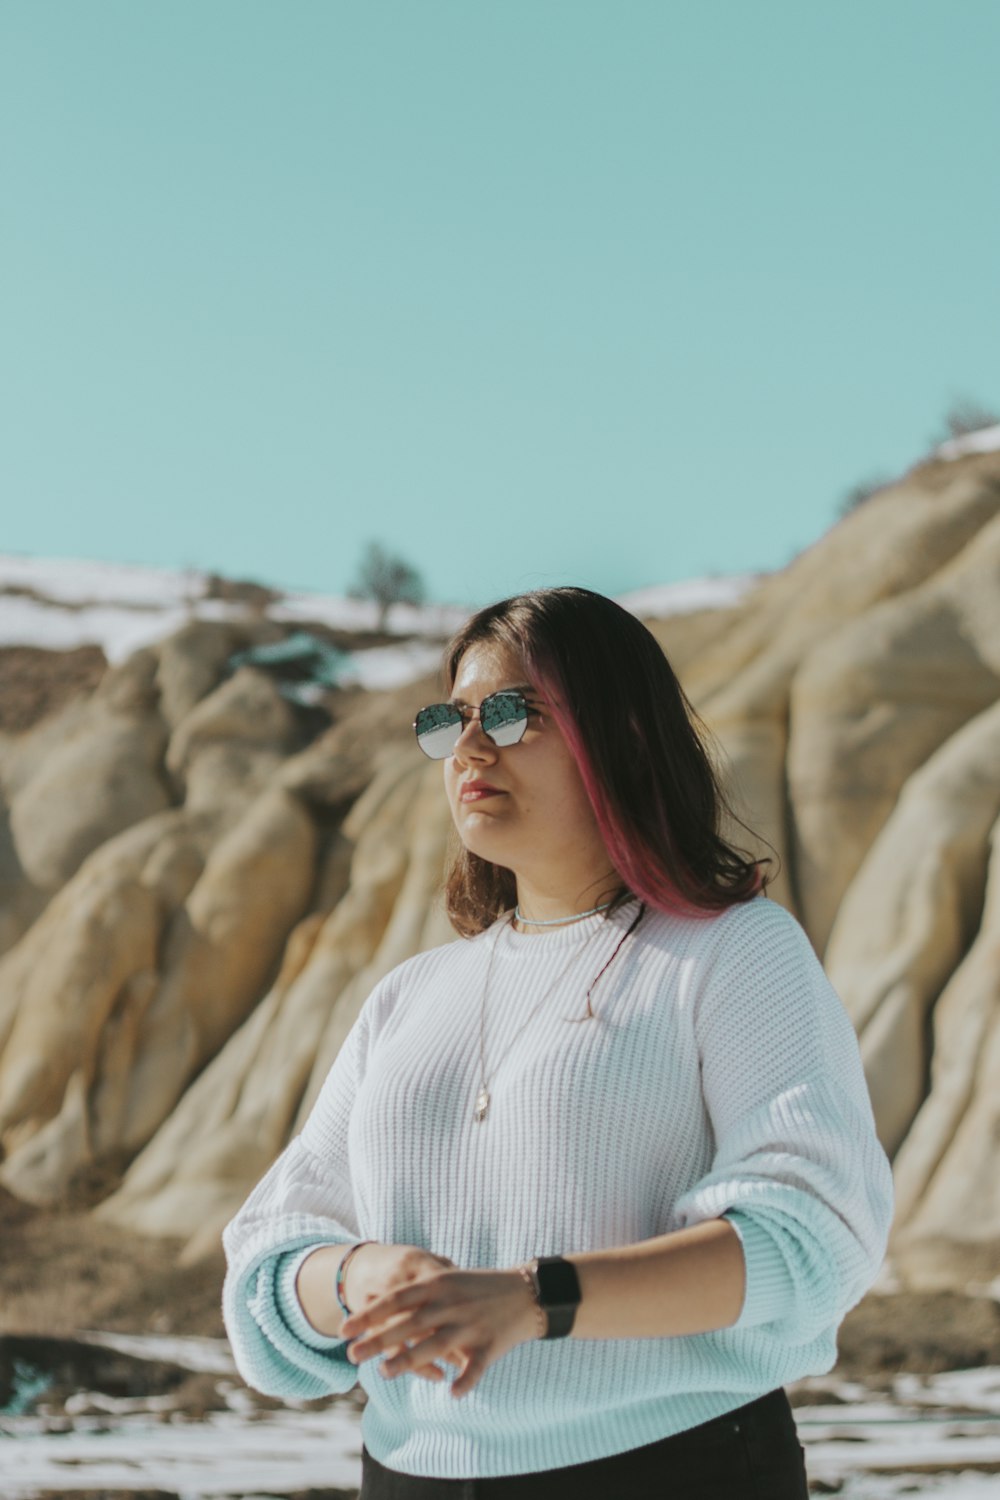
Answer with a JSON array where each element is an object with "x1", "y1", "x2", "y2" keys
[{"x1": 413, "y1": 689, "x2": 537, "y2": 759}]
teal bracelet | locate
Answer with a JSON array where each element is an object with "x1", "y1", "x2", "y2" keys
[{"x1": 335, "y1": 1240, "x2": 375, "y2": 1317}]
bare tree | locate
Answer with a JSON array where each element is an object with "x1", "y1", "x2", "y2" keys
[
  {"x1": 348, "y1": 541, "x2": 425, "y2": 631},
  {"x1": 942, "y1": 397, "x2": 1000, "y2": 441}
]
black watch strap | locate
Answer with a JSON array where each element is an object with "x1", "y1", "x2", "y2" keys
[{"x1": 529, "y1": 1254, "x2": 582, "y2": 1339}]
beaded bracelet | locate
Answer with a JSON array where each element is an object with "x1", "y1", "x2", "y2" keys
[
  {"x1": 517, "y1": 1264, "x2": 547, "y2": 1339},
  {"x1": 335, "y1": 1240, "x2": 376, "y2": 1316}
]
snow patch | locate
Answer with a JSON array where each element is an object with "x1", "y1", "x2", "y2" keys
[
  {"x1": 0, "y1": 554, "x2": 761, "y2": 690},
  {"x1": 934, "y1": 424, "x2": 1000, "y2": 460},
  {"x1": 615, "y1": 573, "x2": 762, "y2": 618},
  {"x1": 339, "y1": 639, "x2": 444, "y2": 691},
  {"x1": 0, "y1": 1404, "x2": 362, "y2": 1497},
  {"x1": 0, "y1": 592, "x2": 247, "y2": 662},
  {"x1": 791, "y1": 1366, "x2": 1000, "y2": 1493},
  {"x1": 0, "y1": 554, "x2": 207, "y2": 608},
  {"x1": 3, "y1": 1343, "x2": 1000, "y2": 1496},
  {"x1": 0, "y1": 552, "x2": 464, "y2": 680},
  {"x1": 272, "y1": 591, "x2": 469, "y2": 636}
]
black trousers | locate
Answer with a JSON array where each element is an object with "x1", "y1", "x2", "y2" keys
[{"x1": 359, "y1": 1387, "x2": 809, "y2": 1499}]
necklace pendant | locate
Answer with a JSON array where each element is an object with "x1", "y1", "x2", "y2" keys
[{"x1": 473, "y1": 1086, "x2": 491, "y2": 1122}]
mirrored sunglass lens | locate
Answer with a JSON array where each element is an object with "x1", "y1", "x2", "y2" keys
[
  {"x1": 415, "y1": 703, "x2": 462, "y2": 759},
  {"x1": 481, "y1": 693, "x2": 528, "y2": 747}
]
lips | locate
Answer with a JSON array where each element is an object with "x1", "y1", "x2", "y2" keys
[{"x1": 459, "y1": 780, "x2": 504, "y2": 802}]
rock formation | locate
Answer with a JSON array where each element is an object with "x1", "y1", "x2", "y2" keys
[{"x1": 1, "y1": 446, "x2": 998, "y2": 1291}]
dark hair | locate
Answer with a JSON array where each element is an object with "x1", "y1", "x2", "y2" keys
[{"x1": 441, "y1": 586, "x2": 773, "y2": 937}]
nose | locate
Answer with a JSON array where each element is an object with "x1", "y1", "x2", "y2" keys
[{"x1": 451, "y1": 711, "x2": 497, "y2": 765}]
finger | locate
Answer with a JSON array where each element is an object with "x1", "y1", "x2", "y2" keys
[
  {"x1": 386, "y1": 1356, "x2": 451, "y2": 1381},
  {"x1": 355, "y1": 1334, "x2": 447, "y2": 1383},
  {"x1": 350, "y1": 1308, "x2": 446, "y2": 1368},
  {"x1": 450, "y1": 1351, "x2": 489, "y2": 1399},
  {"x1": 348, "y1": 1310, "x2": 420, "y2": 1361},
  {"x1": 349, "y1": 1318, "x2": 422, "y2": 1363},
  {"x1": 381, "y1": 1327, "x2": 462, "y2": 1378},
  {"x1": 342, "y1": 1281, "x2": 427, "y2": 1339},
  {"x1": 380, "y1": 1336, "x2": 433, "y2": 1365},
  {"x1": 348, "y1": 1304, "x2": 447, "y2": 1362}
]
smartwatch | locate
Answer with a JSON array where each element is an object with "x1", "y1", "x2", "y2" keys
[{"x1": 526, "y1": 1254, "x2": 582, "y2": 1339}]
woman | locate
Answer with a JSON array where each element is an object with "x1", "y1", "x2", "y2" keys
[{"x1": 222, "y1": 586, "x2": 894, "y2": 1499}]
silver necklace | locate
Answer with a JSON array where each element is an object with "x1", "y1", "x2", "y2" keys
[
  {"x1": 514, "y1": 898, "x2": 614, "y2": 926},
  {"x1": 473, "y1": 901, "x2": 645, "y2": 1123}
]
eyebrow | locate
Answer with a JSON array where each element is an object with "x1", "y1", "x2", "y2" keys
[{"x1": 449, "y1": 684, "x2": 539, "y2": 707}]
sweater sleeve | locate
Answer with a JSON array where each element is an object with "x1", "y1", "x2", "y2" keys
[
  {"x1": 670, "y1": 898, "x2": 894, "y2": 1344},
  {"x1": 221, "y1": 1001, "x2": 372, "y2": 1400}
]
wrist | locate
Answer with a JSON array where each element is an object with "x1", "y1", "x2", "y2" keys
[
  {"x1": 519, "y1": 1254, "x2": 582, "y2": 1339},
  {"x1": 296, "y1": 1244, "x2": 352, "y2": 1338},
  {"x1": 336, "y1": 1239, "x2": 377, "y2": 1317}
]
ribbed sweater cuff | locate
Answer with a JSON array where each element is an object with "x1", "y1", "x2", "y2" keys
[
  {"x1": 275, "y1": 1243, "x2": 350, "y2": 1350},
  {"x1": 724, "y1": 1210, "x2": 798, "y2": 1330}
]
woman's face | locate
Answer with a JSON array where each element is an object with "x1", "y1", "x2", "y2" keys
[{"x1": 443, "y1": 642, "x2": 609, "y2": 883}]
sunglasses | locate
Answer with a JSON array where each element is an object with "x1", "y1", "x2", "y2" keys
[{"x1": 413, "y1": 689, "x2": 539, "y2": 760}]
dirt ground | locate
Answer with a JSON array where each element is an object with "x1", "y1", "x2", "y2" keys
[
  {"x1": 3, "y1": 1187, "x2": 1000, "y2": 1381},
  {"x1": 0, "y1": 1188, "x2": 227, "y2": 1341}
]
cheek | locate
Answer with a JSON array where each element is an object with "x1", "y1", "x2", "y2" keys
[
  {"x1": 554, "y1": 778, "x2": 596, "y2": 830},
  {"x1": 523, "y1": 749, "x2": 592, "y2": 823},
  {"x1": 552, "y1": 754, "x2": 601, "y2": 833}
]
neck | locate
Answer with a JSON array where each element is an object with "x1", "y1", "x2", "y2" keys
[{"x1": 514, "y1": 870, "x2": 622, "y2": 929}]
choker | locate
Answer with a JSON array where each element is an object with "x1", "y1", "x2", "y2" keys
[{"x1": 513, "y1": 899, "x2": 614, "y2": 927}]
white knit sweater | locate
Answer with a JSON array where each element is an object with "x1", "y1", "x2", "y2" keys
[{"x1": 222, "y1": 894, "x2": 893, "y2": 1478}]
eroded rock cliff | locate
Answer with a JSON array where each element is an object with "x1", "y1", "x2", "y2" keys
[{"x1": 1, "y1": 448, "x2": 998, "y2": 1290}]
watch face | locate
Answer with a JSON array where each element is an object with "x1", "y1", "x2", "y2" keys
[{"x1": 535, "y1": 1255, "x2": 581, "y2": 1307}]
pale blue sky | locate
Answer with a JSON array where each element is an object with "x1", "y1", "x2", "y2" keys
[{"x1": 2, "y1": 1, "x2": 998, "y2": 608}]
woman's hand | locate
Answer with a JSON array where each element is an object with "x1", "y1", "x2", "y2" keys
[
  {"x1": 344, "y1": 1243, "x2": 458, "y2": 1383},
  {"x1": 342, "y1": 1265, "x2": 541, "y2": 1398},
  {"x1": 344, "y1": 1242, "x2": 456, "y2": 1312}
]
